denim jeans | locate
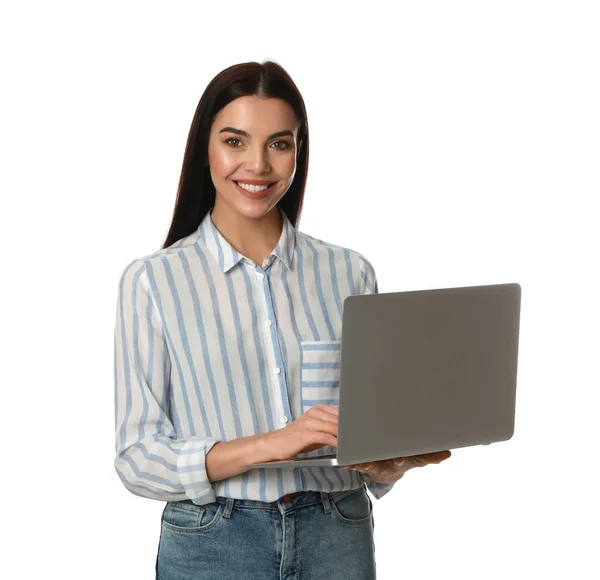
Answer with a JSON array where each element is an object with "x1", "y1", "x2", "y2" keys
[{"x1": 156, "y1": 483, "x2": 376, "y2": 579}]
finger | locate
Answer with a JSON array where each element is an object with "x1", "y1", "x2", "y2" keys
[
  {"x1": 365, "y1": 458, "x2": 404, "y2": 472},
  {"x1": 370, "y1": 462, "x2": 386, "y2": 478},
  {"x1": 309, "y1": 432, "x2": 338, "y2": 448},
  {"x1": 313, "y1": 418, "x2": 339, "y2": 435},
  {"x1": 420, "y1": 450, "x2": 451, "y2": 463},
  {"x1": 314, "y1": 403, "x2": 339, "y2": 412},
  {"x1": 407, "y1": 451, "x2": 450, "y2": 469},
  {"x1": 310, "y1": 405, "x2": 339, "y2": 421},
  {"x1": 392, "y1": 457, "x2": 406, "y2": 469},
  {"x1": 311, "y1": 414, "x2": 340, "y2": 434},
  {"x1": 357, "y1": 462, "x2": 375, "y2": 473},
  {"x1": 383, "y1": 459, "x2": 406, "y2": 476},
  {"x1": 351, "y1": 462, "x2": 371, "y2": 472},
  {"x1": 316, "y1": 404, "x2": 339, "y2": 417}
]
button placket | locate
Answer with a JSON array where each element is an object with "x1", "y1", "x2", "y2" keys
[{"x1": 254, "y1": 265, "x2": 293, "y2": 427}]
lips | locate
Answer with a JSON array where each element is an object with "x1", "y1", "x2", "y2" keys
[
  {"x1": 234, "y1": 181, "x2": 275, "y2": 187},
  {"x1": 233, "y1": 180, "x2": 275, "y2": 199}
]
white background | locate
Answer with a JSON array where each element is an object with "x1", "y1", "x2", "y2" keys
[{"x1": 2, "y1": 1, "x2": 599, "y2": 578}]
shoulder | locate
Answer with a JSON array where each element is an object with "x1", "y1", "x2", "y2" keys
[
  {"x1": 116, "y1": 229, "x2": 202, "y2": 286},
  {"x1": 296, "y1": 229, "x2": 376, "y2": 274}
]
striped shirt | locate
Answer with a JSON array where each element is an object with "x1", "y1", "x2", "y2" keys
[{"x1": 113, "y1": 205, "x2": 395, "y2": 505}]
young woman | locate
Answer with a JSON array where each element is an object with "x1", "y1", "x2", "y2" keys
[{"x1": 114, "y1": 59, "x2": 451, "y2": 579}]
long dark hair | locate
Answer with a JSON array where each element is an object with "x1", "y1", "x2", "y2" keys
[{"x1": 161, "y1": 59, "x2": 310, "y2": 249}]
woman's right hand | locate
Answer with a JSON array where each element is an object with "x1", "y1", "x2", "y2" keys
[{"x1": 264, "y1": 404, "x2": 339, "y2": 461}]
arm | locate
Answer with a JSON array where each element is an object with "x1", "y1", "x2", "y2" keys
[
  {"x1": 114, "y1": 259, "x2": 330, "y2": 503},
  {"x1": 205, "y1": 435, "x2": 273, "y2": 482},
  {"x1": 114, "y1": 259, "x2": 226, "y2": 505}
]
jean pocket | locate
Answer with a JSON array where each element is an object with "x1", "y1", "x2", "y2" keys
[
  {"x1": 330, "y1": 485, "x2": 373, "y2": 525},
  {"x1": 161, "y1": 499, "x2": 224, "y2": 533},
  {"x1": 300, "y1": 340, "x2": 342, "y2": 413}
]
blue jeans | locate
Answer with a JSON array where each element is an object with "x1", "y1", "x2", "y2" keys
[{"x1": 156, "y1": 483, "x2": 376, "y2": 579}]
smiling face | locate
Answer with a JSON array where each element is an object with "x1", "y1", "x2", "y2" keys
[{"x1": 206, "y1": 95, "x2": 300, "y2": 220}]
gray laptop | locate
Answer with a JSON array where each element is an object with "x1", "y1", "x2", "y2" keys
[{"x1": 243, "y1": 282, "x2": 521, "y2": 469}]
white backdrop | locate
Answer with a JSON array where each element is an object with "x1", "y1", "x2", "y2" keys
[{"x1": 2, "y1": 1, "x2": 599, "y2": 578}]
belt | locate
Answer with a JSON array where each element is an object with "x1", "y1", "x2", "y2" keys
[{"x1": 280, "y1": 491, "x2": 305, "y2": 502}]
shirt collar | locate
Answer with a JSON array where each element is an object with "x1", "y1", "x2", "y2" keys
[{"x1": 197, "y1": 205, "x2": 296, "y2": 273}]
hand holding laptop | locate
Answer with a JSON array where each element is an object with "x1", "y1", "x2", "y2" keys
[
  {"x1": 259, "y1": 402, "x2": 451, "y2": 484},
  {"x1": 346, "y1": 449, "x2": 452, "y2": 484}
]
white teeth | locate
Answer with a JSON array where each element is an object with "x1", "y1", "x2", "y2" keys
[{"x1": 236, "y1": 181, "x2": 272, "y2": 192}]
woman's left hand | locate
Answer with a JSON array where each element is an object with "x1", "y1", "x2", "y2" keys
[{"x1": 346, "y1": 450, "x2": 452, "y2": 484}]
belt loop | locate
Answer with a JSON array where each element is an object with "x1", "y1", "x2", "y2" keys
[
  {"x1": 222, "y1": 497, "x2": 234, "y2": 519},
  {"x1": 320, "y1": 491, "x2": 332, "y2": 514}
]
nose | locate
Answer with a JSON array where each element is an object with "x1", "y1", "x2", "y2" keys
[{"x1": 246, "y1": 145, "x2": 271, "y2": 173}]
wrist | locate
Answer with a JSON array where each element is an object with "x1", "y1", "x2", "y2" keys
[{"x1": 254, "y1": 431, "x2": 277, "y2": 463}]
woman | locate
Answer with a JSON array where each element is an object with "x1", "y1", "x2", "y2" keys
[{"x1": 113, "y1": 59, "x2": 451, "y2": 579}]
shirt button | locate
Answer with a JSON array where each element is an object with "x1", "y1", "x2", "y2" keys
[
  {"x1": 274, "y1": 367, "x2": 281, "y2": 375},
  {"x1": 257, "y1": 273, "x2": 264, "y2": 280},
  {"x1": 281, "y1": 416, "x2": 289, "y2": 424},
  {"x1": 266, "y1": 320, "x2": 272, "y2": 327}
]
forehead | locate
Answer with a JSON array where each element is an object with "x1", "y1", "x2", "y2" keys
[{"x1": 212, "y1": 95, "x2": 298, "y2": 135}]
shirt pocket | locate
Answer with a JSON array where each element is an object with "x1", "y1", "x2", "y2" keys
[{"x1": 300, "y1": 340, "x2": 342, "y2": 414}]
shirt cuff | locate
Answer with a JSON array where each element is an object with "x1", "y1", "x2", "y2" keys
[
  {"x1": 177, "y1": 437, "x2": 219, "y2": 505},
  {"x1": 361, "y1": 473, "x2": 397, "y2": 500}
]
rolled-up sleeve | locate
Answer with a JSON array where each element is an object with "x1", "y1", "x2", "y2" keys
[
  {"x1": 113, "y1": 258, "x2": 219, "y2": 505},
  {"x1": 357, "y1": 253, "x2": 396, "y2": 500}
]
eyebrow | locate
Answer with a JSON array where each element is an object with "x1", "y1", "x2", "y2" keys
[{"x1": 218, "y1": 127, "x2": 294, "y2": 140}]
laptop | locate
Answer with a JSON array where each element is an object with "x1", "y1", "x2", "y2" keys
[{"x1": 243, "y1": 282, "x2": 521, "y2": 468}]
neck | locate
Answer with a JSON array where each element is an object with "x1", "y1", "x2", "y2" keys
[{"x1": 210, "y1": 203, "x2": 283, "y2": 262}]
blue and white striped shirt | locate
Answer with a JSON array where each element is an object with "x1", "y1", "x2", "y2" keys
[{"x1": 113, "y1": 205, "x2": 395, "y2": 505}]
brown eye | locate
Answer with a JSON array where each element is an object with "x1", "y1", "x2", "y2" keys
[
  {"x1": 272, "y1": 141, "x2": 291, "y2": 150},
  {"x1": 225, "y1": 138, "x2": 242, "y2": 147}
]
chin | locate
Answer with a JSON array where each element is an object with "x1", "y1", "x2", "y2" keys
[{"x1": 220, "y1": 195, "x2": 274, "y2": 216}]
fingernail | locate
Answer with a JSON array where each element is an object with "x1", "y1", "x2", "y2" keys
[{"x1": 395, "y1": 459, "x2": 405, "y2": 467}]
